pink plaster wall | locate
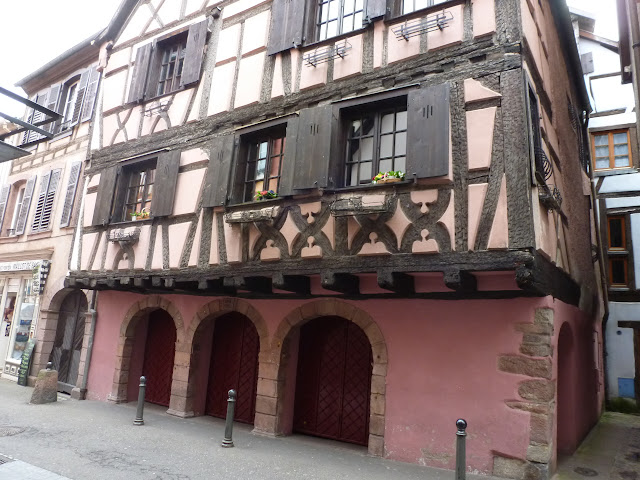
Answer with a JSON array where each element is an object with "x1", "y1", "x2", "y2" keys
[
  {"x1": 472, "y1": 0, "x2": 496, "y2": 38},
  {"x1": 173, "y1": 170, "x2": 205, "y2": 216},
  {"x1": 86, "y1": 292, "x2": 601, "y2": 475}
]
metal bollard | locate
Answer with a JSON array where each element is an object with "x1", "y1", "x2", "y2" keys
[
  {"x1": 455, "y1": 419, "x2": 467, "y2": 480},
  {"x1": 221, "y1": 389, "x2": 236, "y2": 448},
  {"x1": 46, "y1": 362, "x2": 53, "y2": 371},
  {"x1": 133, "y1": 376, "x2": 146, "y2": 426}
]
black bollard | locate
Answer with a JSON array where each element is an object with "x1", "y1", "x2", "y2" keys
[
  {"x1": 134, "y1": 376, "x2": 146, "y2": 426},
  {"x1": 46, "y1": 362, "x2": 52, "y2": 371},
  {"x1": 221, "y1": 389, "x2": 236, "y2": 447},
  {"x1": 455, "y1": 419, "x2": 467, "y2": 480}
]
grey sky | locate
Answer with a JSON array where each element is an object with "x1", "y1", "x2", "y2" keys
[
  {"x1": 0, "y1": 0, "x2": 620, "y2": 117},
  {"x1": 0, "y1": 0, "x2": 122, "y2": 116}
]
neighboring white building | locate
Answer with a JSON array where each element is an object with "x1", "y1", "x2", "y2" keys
[{"x1": 574, "y1": 7, "x2": 640, "y2": 404}]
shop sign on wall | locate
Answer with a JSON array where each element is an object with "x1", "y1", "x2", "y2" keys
[{"x1": 0, "y1": 260, "x2": 41, "y2": 272}]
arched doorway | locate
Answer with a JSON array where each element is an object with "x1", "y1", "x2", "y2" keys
[
  {"x1": 557, "y1": 322, "x2": 575, "y2": 455},
  {"x1": 205, "y1": 312, "x2": 260, "y2": 424},
  {"x1": 141, "y1": 310, "x2": 176, "y2": 407},
  {"x1": 293, "y1": 316, "x2": 373, "y2": 446},
  {"x1": 49, "y1": 290, "x2": 88, "y2": 394}
]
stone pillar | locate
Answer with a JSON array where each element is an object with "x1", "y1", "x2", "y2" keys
[
  {"x1": 30, "y1": 309, "x2": 59, "y2": 377},
  {"x1": 495, "y1": 308, "x2": 555, "y2": 480},
  {"x1": 167, "y1": 340, "x2": 195, "y2": 417},
  {"x1": 107, "y1": 337, "x2": 134, "y2": 403},
  {"x1": 71, "y1": 310, "x2": 94, "y2": 400}
]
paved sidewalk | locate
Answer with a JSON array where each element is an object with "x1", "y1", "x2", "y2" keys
[
  {"x1": 0, "y1": 378, "x2": 496, "y2": 480},
  {"x1": 553, "y1": 411, "x2": 640, "y2": 480},
  {"x1": 0, "y1": 453, "x2": 71, "y2": 480}
]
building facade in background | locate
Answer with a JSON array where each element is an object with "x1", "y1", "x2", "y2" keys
[
  {"x1": 573, "y1": 5, "x2": 640, "y2": 408},
  {"x1": 2, "y1": 0, "x2": 606, "y2": 479}
]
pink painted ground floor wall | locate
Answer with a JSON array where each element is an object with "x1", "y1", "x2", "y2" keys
[{"x1": 85, "y1": 292, "x2": 602, "y2": 478}]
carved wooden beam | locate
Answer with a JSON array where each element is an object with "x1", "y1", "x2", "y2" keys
[
  {"x1": 321, "y1": 272, "x2": 359, "y2": 295},
  {"x1": 224, "y1": 276, "x2": 272, "y2": 294},
  {"x1": 377, "y1": 271, "x2": 414, "y2": 294},
  {"x1": 151, "y1": 276, "x2": 163, "y2": 288},
  {"x1": 272, "y1": 273, "x2": 311, "y2": 294},
  {"x1": 443, "y1": 269, "x2": 477, "y2": 292},
  {"x1": 133, "y1": 277, "x2": 149, "y2": 288}
]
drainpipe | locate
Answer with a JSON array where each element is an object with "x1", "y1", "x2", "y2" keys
[{"x1": 79, "y1": 290, "x2": 98, "y2": 399}]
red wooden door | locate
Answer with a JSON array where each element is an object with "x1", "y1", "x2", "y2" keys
[
  {"x1": 142, "y1": 310, "x2": 176, "y2": 407},
  {"x1": 206, "y1": 313, "x2": 260, "y2": 424},
  {"x1": 293, "y1": 317, "x2": 373, "y2": 446}
]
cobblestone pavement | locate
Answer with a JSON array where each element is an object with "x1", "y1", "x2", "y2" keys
[
  {"x1": 554, "y1": 412, "x2": 640, "y2": 480},
  {"x1": 0, "y1": 379, "x2": 498, "y2": 480}
]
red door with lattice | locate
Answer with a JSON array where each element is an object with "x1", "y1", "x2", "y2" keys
[
  {"x1": 206, "y1": 313, "x2": 260, "y2": 424},
  {"x1": 294, "y1": 317, "x2": 373, "y2": 446},
  {"x1": 141, "y1": 310, "x2": 176, "y2": 407}
]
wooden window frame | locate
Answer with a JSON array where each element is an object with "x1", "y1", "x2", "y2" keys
[
  {"x1": 153, "y1": 32, "x2": 189, "y2": 98},
  {"x1": 343, "y1": 103, "x2": 408, "y2": 187},
  {"x1": 115, "y1": 159, "x2": 157, "y2": 223},
  {"x1": 397, "y1": 0, "x2": 451, "y2": 16},
  {"x1": 607, "y1": 215, "x2": 630, "y2": 288},
  {"x1": 315, "y1": 0, "x2": 365, "y2": 42},
  {"x1": 242, "y1": 132, "x2": 286, "y2": 203},
  {"x1": 592, "y1": 129, "x2": 632, "y2": 171}
]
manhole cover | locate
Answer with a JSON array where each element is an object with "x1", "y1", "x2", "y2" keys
[
  {"x1": 0, "y1": 427, "x2": 25, "y2": 438},
  {"x1": 0, "y1": 455, "x2": 14, "y2": 465},
  {"x1": 574, "y1": 466, "x2": 598, "y2": 477}
]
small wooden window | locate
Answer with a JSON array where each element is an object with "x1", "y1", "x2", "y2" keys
[
  {"x1": 402, "y1": 0, "x2": 449, "y2": 14},
  {"x1": 316, "y1": 0, "x2": 364, "y2": 41},
  {"x1": 156, "y1": 36, "x2": 188, "y2": 97},
  {"x1": 592, "y1": 130, "x2": 632, "y2": 170},
  {"x1": 608, "y1": 216, "x2": 626, "y2": 250},
  {"x1": 607, "y1": 215, "x2": 629, "y2": 287},
  {"x1": 345, "y1": 107, "x2": 407, "y2": 186},
  {"x1": 243, "y1": 134, "x2": 286, "y2": 202},
  {"x1": 609, "y1": 257, "x2": 628, "y2": 286},
  {"x1": 121, "y1": 162, "x2": 156, "y2": 221}
]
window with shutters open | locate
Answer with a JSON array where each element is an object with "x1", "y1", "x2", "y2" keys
[
  {"x1": 91, "y1": 151, "x2": 180, "y2": 226},
  {"x1": 7, "y1": 186, "x2": 25, "y2": 236},
  {"x1": 127, "y1": 20, "x2": 208, "y2": 104},
  {"x1": 31, "y1": 170, "x2": 61, "y2": 233}
]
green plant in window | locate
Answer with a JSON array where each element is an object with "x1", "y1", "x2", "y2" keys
[
  {"x1": 372, "y1": 171, "x2": 405, "y2": 184},
  {"x1": 254, "y1": 190, "x2": 278, "y2": 201}
]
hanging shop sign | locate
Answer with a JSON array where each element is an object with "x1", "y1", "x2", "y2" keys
[
  {"x1": 0, "y1": 260, "x2": 41, "y2": 272},
  {"x1": 17, "y1": 339, "x2": 36, "y2": 386}
]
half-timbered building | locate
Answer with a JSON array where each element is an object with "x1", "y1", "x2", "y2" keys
[{"x1": 63, "y1": 0, "x2": 604, "y2": 477}]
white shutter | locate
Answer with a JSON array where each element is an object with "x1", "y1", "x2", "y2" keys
[
  {"x1": 60, "y1": 162, "x2": 82, "y2": 227},
  {"x1": 15, "y1": 175, "x2": 36, "y2": 235}
]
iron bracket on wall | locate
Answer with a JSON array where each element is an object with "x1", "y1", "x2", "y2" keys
[
  {"x1": 392, "y1": 10, "x2": 454, "y2": 41},
  {"x1": 304, "y1": 40, "x2": 352, "y2": 67}
]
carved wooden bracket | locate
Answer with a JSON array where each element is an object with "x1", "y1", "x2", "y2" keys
[
  {"x1": 224, "y1": 206, "x2": 280, "y2": 224},
  {"x1": 330, "y1": 195, "x2": 391, "y2": 217}
]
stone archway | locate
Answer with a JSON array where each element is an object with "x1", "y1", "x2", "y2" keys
[
  {"x1": 108, "y1": 296, "x2": 184, "y2": 409},
  {"x1": 557, "y1": 322, "x2": 575, "y2": 455},
  {"x1": 32, "y1": 288, "x2": 91, "y2": 383},
  {"x1": 181, "y1": 298, "x2": 269, "y2": 418},
  {"x1": 260, "y1": 299, "x2": 388, "y2": 457}
]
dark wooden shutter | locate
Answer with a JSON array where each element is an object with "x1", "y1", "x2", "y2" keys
[
  {"x1": 292, "y1": 105, "x2": 334, "y2": 190},
  {"x1": 15, "y1": 175, "x2": 36, "y2": 235},
  {"x1": 0, "y1": 184, "x2": 11, "y2": 232},
  {"x1": 81, "y1": 66, "x2": 100, "y2": 123},
  {"x1": 180, "y1": 20, "x2": 208, "y2": 86},
  {"x1": 45, "y1": 85, "x2": 61, "y2": 134},
  {"x1": 91, "y1": 166, "x2": 118, "y2": 226},
  {"x1": 203, "y1": 135, "x2": 235, "y2": 207},
  {"x1": 267, "y1": 0, "x2": 306, "y2": 55},
  {"x1": 69, "y1": 70, "x2": 90, "y2": 128},
  {"x1": 277, "y1": 116, "x2": 300, "y2": 196},
  {"x1": 406, "y1": 83, "x2": 450, "y2": 179},
  {"x1": 128, "y1": 43, "x2": 153, "y2": 103},
  {"x1": 31, "y1": 171, "x2": 51, "y2": 232},
  {"x1": 150, "y1": 150, "x2": 181, "y2": 217},
  {"x1": 60, "y1": 161, "x2": 82, "y2": 227},
  {"x1": 365, "y1": 0, "x2": 387, "y2": 22}
]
